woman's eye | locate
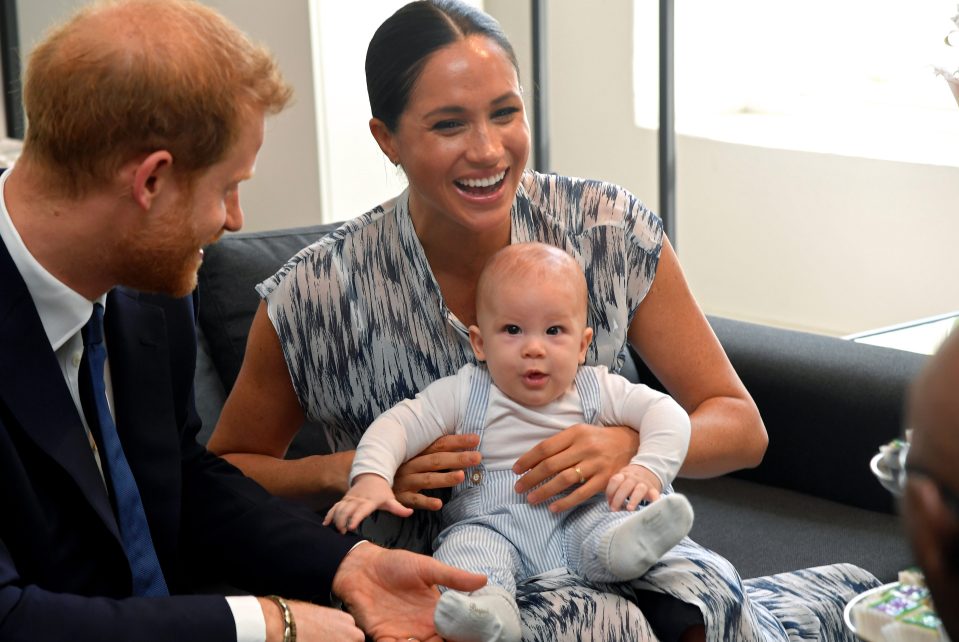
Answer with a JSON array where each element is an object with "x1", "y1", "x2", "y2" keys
[
  {"x1": 432, "y1": 119, "x2": 463, "y2": 131},
  {"x1": 505, "y1": 325, "x2": 521, "y2": 335},
  {"x1": 492, "y1": 107, "x2": 520, "y2": 121}
]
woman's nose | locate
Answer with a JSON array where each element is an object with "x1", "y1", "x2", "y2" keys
[{"x1": 467, "y1": 122, "x2": 502, "y2": 164}]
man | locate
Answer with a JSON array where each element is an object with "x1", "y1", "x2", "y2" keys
[
  {"x1": 901, "y1": 329, "x2": 959, "y2": 639},
  {"x1": 0, "y1": 1, "x2": 484, "y2": 641}
]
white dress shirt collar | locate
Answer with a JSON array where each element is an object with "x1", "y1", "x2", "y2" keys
[{"x1": 0, "y1": 168, "x2": 104, "y2": 349}]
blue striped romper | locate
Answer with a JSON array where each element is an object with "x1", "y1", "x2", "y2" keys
[{"x1": 434, "y1": 364, "x2": 672, "y2": 591}]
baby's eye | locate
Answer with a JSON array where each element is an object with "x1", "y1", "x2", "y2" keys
[
  {"x1": 505, "y1": 325, "x2": 521, "y2": 335},
  {"x1": 546, "y1": 326, "x2": 562, "y2": 335}
]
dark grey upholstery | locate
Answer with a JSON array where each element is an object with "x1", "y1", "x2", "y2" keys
[
  {"x1": 194, "y1": 223, "x2": 923, "y2": 582},
  {"x1": 197, "y1": 224, "x2": 339, "y2": 393}
]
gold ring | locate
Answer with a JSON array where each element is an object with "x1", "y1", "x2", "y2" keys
[{"x1": 575, "y1": 466, "x2": 585, "y2": 484}]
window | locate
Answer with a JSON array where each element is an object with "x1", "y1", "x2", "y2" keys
[{"x1": 633, "y1": 0, "x2": 959, "y2": 166}]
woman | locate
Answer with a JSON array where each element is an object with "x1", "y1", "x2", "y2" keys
[{"x1": 209, "y1": 1, "x2": 877, "y2": 640}]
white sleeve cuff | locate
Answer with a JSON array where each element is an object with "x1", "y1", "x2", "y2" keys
[{"x1": 226, "y1": 595, "x2": 267, "y2": 642}]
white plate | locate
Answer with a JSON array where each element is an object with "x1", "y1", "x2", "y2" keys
[
  {"x1": 843, "y1": 582, "x2": 897, "y2": 641},
  {"x1": 843, "y1": 582, "x2": 947, "y2": 642}
]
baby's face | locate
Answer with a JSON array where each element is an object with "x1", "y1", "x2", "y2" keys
[{"x1": 469, "y1": 277, "x2": 592, "y2": 407}]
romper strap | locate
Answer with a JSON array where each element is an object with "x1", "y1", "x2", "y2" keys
[
  {"x1": 460, "y1": 364, "x2": 492, "y2": 487},
  {"x1": 573, "y1": 366, "x2": 602, "y2": 425}
]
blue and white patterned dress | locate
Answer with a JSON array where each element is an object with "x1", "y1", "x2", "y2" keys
[{"x1": 258, "y1": 170, "x2": 878, "y2": 641}]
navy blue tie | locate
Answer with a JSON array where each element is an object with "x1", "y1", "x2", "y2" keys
[{"x1": 81, "y1": 303, "x2": 168, "y2": 597}]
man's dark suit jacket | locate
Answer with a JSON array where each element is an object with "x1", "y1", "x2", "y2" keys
[{"x1": 0, "y1": 238, "x2": 360, "y2": 641}]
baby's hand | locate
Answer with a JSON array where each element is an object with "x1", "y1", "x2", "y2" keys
[
  {"x1": 605, "y1": 464, "x2": 663, "y2": 512},
  {"x1": 323, "y1": 473, "x2": 413, "y2": 533}
]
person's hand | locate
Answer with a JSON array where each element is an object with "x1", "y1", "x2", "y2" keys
[
  {"x1": 393, "y1": 434, "x2": 482, "y2": 511},
  {"x1": 606, "y1": 464, "x2": 662, "y2": 511},
  {"x1": 323, "y1": 474, "x2": 413, "y2": 533},
  {"x1": 512, "y1": 423, "x2": 638, "y2": 512},
  {"x1": 258, "y1": 597, "x2": 364, "y2": 642},
  {"x1": 332, "y1": 542, "x2": 487, "y2": 642}
]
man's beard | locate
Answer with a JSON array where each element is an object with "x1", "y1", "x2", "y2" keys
[{"x1": 115, "y1": 194, "x2": 210, "y2": 297}]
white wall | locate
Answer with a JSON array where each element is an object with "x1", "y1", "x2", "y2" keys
[
  {"x1": 309, "y1": 0, "x2": 412, "y2": 222},
  {"x1": 17, "y1": 0, "x2": 959, "y2": 336},
  {"x1": 16, "y1": 0, "x2": 324, "y2": 231},
  {"x1": 487, "y1": 0, "x2": 959, "y2": 336}
]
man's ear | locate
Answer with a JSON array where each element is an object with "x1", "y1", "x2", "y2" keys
[
  {"x1": 579, "y1": 327, "x2": 594, "y2": 364},
  {"x1": 130, "y1": 150, "x2": 174, "y2": 211},
  {"x1": 369, "y1": 118, "x2": 399, "y2": 166},
  {"x1": 469, "y1": 325, "x2": 486, "y2": 362}
]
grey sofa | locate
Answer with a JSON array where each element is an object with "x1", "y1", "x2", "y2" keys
[{"x1": 194, "y1": 223, "x2": 925, "y2": 583}]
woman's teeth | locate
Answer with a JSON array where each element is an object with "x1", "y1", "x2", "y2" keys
[{"x1": 456, "y1": 170, "x2": 506, "y2": 190}]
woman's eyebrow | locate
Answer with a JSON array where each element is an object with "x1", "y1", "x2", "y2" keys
[{"x1": 422, "y1": 92, "x2": 521, "y2": 119}]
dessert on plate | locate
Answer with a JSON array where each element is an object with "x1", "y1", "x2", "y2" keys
[{"x1": 850, "y1": 570, "x2": 950, "y2": 642}]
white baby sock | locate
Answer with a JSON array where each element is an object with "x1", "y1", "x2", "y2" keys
[
  {"x1": 599, "y1": 492, "x2": 694, "y2": 580},
  {"x1": 434, "y1": 587, "x2": 522, "y2": 642}
]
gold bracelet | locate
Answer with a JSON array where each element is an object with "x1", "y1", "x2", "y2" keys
[{"x1": 266, "y1": 595, "x2": 297, "y2": 642}]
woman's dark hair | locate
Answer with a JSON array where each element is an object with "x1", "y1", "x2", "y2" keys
[{"x1": 366, "y1": 0, "x2": 519, "y2": 131}]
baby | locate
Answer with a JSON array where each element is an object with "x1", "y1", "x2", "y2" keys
[{"x1": 325, "y1": 242, "x2": 694, "y2": 642}]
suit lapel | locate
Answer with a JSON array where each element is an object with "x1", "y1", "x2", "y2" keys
[
  {"x1": 0, "y1": 241, "x2": 121, "y2": 543},
  {"x1": 105, "y1": 288, "x2": 181, "y2": 559}
]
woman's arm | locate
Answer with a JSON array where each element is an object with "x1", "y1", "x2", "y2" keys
[
  {"x1": 627, "y1": 237, "x2": 767, "y2": 478},
  {"x1": 207, "y1": 302, "x2": 353, "y2": 506},
  {"x1": 209, "y1": 302, "x2": 482, "y2": 509},
  {"x1": 513, "y1": 237, "x2": 767, "y2": 511}
]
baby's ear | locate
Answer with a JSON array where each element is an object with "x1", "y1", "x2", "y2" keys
[
  {"x1": 469, "y1": 325, "x2": 486, "y2": 361},
  {"x1": 579, "y1": 327, "x2": 594, "y2": 363}
]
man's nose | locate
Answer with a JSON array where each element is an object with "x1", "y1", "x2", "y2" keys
[{"x1": 225, "y1": 191, "x2": 244, "y2": 232}]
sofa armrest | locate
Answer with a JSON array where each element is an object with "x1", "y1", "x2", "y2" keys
[{"x1": 630, "y1": 316, "x2": 927, "y2": 513}]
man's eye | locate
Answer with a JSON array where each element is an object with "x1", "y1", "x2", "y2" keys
[{"x1": 505, "y1": 325, "x2": 521, "y2": 335}]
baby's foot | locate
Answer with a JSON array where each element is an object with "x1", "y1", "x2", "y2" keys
[
  {"x1": 600, "y1": 492, "x2": 694, "y2": 579},
  {"x1": 434, "y1": 589, "x2": 522, "y2": 642}
]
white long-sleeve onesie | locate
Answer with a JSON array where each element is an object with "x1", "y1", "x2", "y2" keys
[{"x1": 351, "y1": 363, "x2": 690, "y2": 490}]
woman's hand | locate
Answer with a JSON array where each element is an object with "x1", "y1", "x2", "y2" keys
[
  {"x1": 392, "y1": 434, "x2": 482, "y2": 511},
  {"x1": 512, "y1": 424, "x2": 638, "y2": 512}
]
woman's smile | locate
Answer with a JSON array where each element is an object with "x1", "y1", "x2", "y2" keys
[{"x1": 454, "y1": 168, "x2": 510, "y2": 201}]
